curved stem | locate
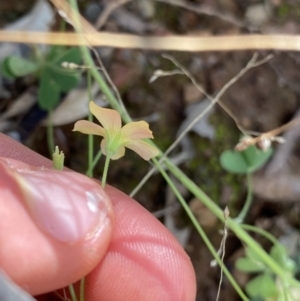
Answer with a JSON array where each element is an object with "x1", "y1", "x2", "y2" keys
[
  {"x1": 235, "y1": 173, "x2": 253, "y2": 223},
  {"x1": 68, "y1": 0, "x2": 300, "y2": 290},
  {"x1": 153, "y1": 159, "x2": 249, "y2": 301},
  {"x1": 68, "y1": 284, "x2": 78, "y2": 301},
  {"x1": 85, "y1": 150, "x2": 102, "y2": 176},
  {"x1": 241, "y1": 224, "x2": 278, "y2": 246}
]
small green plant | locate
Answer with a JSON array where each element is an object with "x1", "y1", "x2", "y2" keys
[
  {"x1": 1, "y1": 46, "x2": 81, "y2": 111},
  {"x1": 220, "y1": 144, "x2": 272, "y2": 175},
  {"x1": 220, "y1": 144, "x2": 272, "y2": 223},
  {"x1": 52, "y1": 146, "x2": 65, "y2": 170},
  {"x1": 1, "y1": 46, "x2": 82, "y2": 154},
  {"x1": 220, "y1": 145, "x2": 299, "y2": 300},
  {"x1": 236, "y1": 244, "x2": 296, "y2": 300}
]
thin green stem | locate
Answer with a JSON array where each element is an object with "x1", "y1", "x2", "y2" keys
[
  {"x1": 79, "y1": 39, "x2": 300, "y2": 288},
  {"x1": 235, "y1": 173, "x2": 253, "y2": 223},
  {"x1": 85, "y1": 150, "x2": 102, "y2": 176},
  {"x1": 164, "y1": 160, "x2": 300, "y2": 290},
  {"x1": 102, "y1": 156, "x2": 110, "y2": 188},
  {"x1": 68, "y1": 0, "x2": 300, "y2": 291},
  {"x1": 241, "y1": 225, "x2": 290, "y2": 301},
  {"x1": 68, "y1": 284, "x2": 78, "y2": 301},
  {"x1": 79, "y1": 277, "x2": 85, "y2": 301},
  {"x1": 47, "y1": 110, "x2": 55, "y2": 155},
  {"x1": 241, "y1": 224, "x2": 278, "y2": 246},
  {"x1": 152, "y1": 159, "x2": 249, "y2": 301},
  {"x1": 79, "y1": 42, "x2": 300, "y2": 289},
  {"x1": 59, "y1": 16, "x2": 66, "y2": 32},
  {"x1": 87, "y1": 70, "x2": 94, "y2": 177}
]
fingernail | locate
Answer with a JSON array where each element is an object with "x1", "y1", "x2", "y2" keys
[{"x1": 0, "y1": 157, "x2": 112, "y2": 243}]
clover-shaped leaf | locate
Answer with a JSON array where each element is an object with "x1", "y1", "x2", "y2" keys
[
  {"x1": 5, "y1": 56, "x2": 39, "y2": 77},
  {"x1": 270, "y1": 244, "x2": 296, "y2": 273},
  {"x1": 51, "y1": 47, "x2": 81, "y2": 66},
  {"x1": 47, "y1": 67, "x2": 80, "y2": 92},
  {"x1": 1, "y1": 47, "x2": 82, "y2": 112},
  {"x1": 220, "y1": 144, "x2": 272, "y2": 174},
  {"x1": 38, "y1": 72, "x2": 61, "y2": 111},
  {"x1": 235, "y1": 257, "x2": 265, "y2": 273},
  {"x1": 236, "y1": 247, "x2": 266, "y2": 273},
  {"x1": 245, "y1": 273, "x2": 277, "y2": 299},
  {"x1": 0, "y1": 59, "x2": 15, "y2": 79},
  {"x1": 38, "y1": 47, "x2": 81, "y2": 111}
]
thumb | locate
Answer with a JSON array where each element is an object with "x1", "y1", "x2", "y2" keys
[{"x1": 0, "y1": 156, "x2": 113, "y2": 295}]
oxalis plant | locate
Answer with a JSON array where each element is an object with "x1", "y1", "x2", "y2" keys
[
  {"x1": 220, "y1": 145, "x2": 300, "y2": 300},
  {"x1": 47, "y1": 1, "x2": 300, "y2": 300},
  {"x1": 52, "y1": 102, "x2": 160, "y2": 301},
  {"x1": 1, "y1": 46, "x2": 81, "y2": 153}
]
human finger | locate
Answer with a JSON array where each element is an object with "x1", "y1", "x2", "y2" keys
[{"x1": 0, "y1": 134, "x2": 114, "y2": 295}]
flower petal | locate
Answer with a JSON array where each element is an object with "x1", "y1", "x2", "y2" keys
[
  {"x1": 101, "y1": 140, "x2": 125, "y2": 160},
  {"x1": 90, "y1": 102, "x2": 121, "y2": 132},
  {"x1": 73, "y1": 120, "x2": 104, "y2": 136},
  {"x1": 125, "y1": 140, "x2": 159, "y2": 160},
  {"x1": 121, "y1": 121, "x2": 154, "y2": 140}
]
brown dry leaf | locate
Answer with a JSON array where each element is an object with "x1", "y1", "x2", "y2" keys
[
  {"x1": 0, "y1": 90, "x2": 36, "y2": 122},
  {"x1": 253, "y1": 173, "x2": 300, "y2": 202},
  {"x1": 42, "y1": 84, "x2": 106, "y2": 126},
  {"x1": 228, "y1": 248, "x2": 249, "y2": 287},
  {"x1": 110, "y1": 62, "x2": 141, "y2": 89},
  {"x1": 189, "y1": 198, "x2": 218, "y2": 227},
  {"x1": 183, "y1": 83, "x2": 204, "y2": 104}
]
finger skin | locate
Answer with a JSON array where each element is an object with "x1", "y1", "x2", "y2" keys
[
  {"x1": 86, "y1": 185, "x2": 196, "y2": 301},
  {"x1": 0, "y1": 155, "x2": 114, "y2": 295},
  {"x1": 0, "y1": 134, "x2": 196, "y2": 301}
]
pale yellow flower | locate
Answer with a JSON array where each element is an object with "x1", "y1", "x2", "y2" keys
[{"x1": 73, "y1": 102, "x2": 159, "y2": 160}]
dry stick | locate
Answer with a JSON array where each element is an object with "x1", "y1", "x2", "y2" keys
[
  {"x1": 4, "y1": 31, "x2": 300, "y2": 51},
  {"x1": 160, "y1": 53, "x2": 272, "y2": 156},
  {"x1": 153, "y1": 55, "x2": 272, "y2": 136},
  {"x1": 214, "y1": 207, "x2": 230, "y2": 301},
  {"x1": 95, "y1": 0, "x2": 131, "y2": 29},
  {"x1": 155, "y1": 0, "x2": 251, "y2": 30},
  {"x1": 131, "y1": 53, "x2": 272, "y2": 196},
  {"x1": 236, "y1": 116, "x2": 300, "y2": 151},
  {"x1": 266, "y1": 108, "x2": 300, "y2": 175}
]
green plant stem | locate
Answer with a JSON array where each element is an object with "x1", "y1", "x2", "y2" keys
[
  {"x1": 47, "y1": 110, "x2": 55, "y2": 155},
  {"x1": 102, "y1": 155, "x2": 110, "y2": 188},
  {"x1": 85, "y1": 150, "x2": 102, "y2": 176},
  {"x1": 163, "y1": 160, "x2": 300, "y2": 290},
  {"x1": 80, "y1": 38, "x2": 300, "y2": 287},
  {"x1": 241, "y1": 224, "x2": 278, "y2": 246},
  {"x1": 79, "y1": 277, "x2": 85, "y2": 301},
  {"x1": 235, "y1": 173, "x2": 253, "y2": 223},
  {"x1": 59, "y1": 16, "x2": 66, "y2": 32},
  {"x1": 69, "y1": 0, "x2": 300, "y2": 290},
  {"x1": 241, "y1": 225, "x2": 290, "y2": 301},
  {"x1": 68, "y1": 284, "x2": 78, "y2": 301},
  {"x1": 83, "y1": 47, "x2": 300, "y2": 289},
  {"x1": 87, "y1": 70, "x2": 94, "y2": 177},
  {"x1": 153, "y1": 160, "x2": 249, "y2": 301}
]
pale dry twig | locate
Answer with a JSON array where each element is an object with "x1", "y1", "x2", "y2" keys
[
  {"x1": 130, "y1": 53, "x2": 272, "y2": 196},
  {"x1": 95, "y1": 0, "x2": 131, "y2": 30}
]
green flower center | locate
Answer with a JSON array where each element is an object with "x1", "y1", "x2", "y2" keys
[{"x1": 105, "y1": 130, "x2": 123, "y2": 156}]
